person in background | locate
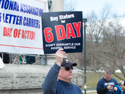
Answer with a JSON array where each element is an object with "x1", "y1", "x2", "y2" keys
[
  {"x1": 42, "y1": 49, "x2": 83, "y2": 94},
  {"x1": 119, "y1": 81, "x2": 125, "y2": 94},
  {"x1": 25, "y1": 55, "x2": 36, "y2": 64},
  {"x1": 0, "y1": 53, "x2": 9, "y2": 64},
  {"x1": 96, "y1": 70, "x2": 118, "y2": 94}
]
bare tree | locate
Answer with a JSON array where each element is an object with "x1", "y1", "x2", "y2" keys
[
  {"x1": 67, "y1": 3, "x2": 125, "y2": 80},
  {"x1": 86, "y1": 4, "x2": 125, "y2": 79},
  {"x1": 64, "y1": 0, "x2": 76, "y2": 11},
  {"x1": 99, "y1": 18, "x2": 125, "y2": 79}
]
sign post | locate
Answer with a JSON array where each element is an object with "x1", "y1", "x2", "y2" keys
[{"x1": 83, "y1": 18, "x2": 87, "y2": 94}]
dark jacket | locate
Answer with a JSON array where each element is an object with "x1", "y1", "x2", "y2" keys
[
  {"x1": 42, "y1": 63, "x2": 83, "y2": 94},
  {"x1": 0, "y1": 53, "x2": 9, "y2": 63}
]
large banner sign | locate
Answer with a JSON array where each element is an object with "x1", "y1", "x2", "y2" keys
[
  {"x1": 0, "y1": 0, "x2": 48, "y2": 54},
  {"x1": 42, "y1": 11, "x2": 83, "y2": 54}
]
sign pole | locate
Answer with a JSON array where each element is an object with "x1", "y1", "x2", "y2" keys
[{"x1": 83, "y1": 18, "x2": 87, "y2": 94}]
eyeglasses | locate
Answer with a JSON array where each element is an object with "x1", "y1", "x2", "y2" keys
[{"x1": 65, "y1": 66, "x2": 73, "y2": 71}]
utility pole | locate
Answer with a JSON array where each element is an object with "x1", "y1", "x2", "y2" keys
[{"x1": 83, "y1": 18, "x2": 87, "y2": 94}]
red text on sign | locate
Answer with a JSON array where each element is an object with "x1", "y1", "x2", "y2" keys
[
  {"x1": 44, "y1": 27, "x2": 53, "y2": 43},
  {"x1": 43, "y1": 22, "x2": 81, "y2": 43},
  {"x1": 3, "y1": 27, "x2": 35, "y2": 40},
  {"x1": 3, "y1": 27, "x2": 12, "y2": 37}
]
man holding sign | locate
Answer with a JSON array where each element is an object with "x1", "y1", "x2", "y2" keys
[{"x1": 42, "y1": 49, "x2": 83, "y2": 94}]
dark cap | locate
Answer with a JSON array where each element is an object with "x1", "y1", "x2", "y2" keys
[{"x1": 61, "y1": 58, "x2": 77, "y2": 67}]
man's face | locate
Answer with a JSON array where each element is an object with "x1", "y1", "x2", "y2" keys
[
  {"x1": 104, "y1": 74, "x2": 112, "y2": 81},
  {"x1": 58, "y1": 66, "x2": 73, "y2": 82},
  {"x1": 120, "y1": 82, "x2": 125, "y2": 89}
]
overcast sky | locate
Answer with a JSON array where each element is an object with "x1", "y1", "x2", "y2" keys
[{"x1": 64, "y1": 0, "x2": 125, "y2": 17}]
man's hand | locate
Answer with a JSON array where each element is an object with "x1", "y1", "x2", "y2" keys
[
  {"x1": 113, "y1": 87, "x2": 117, "y2": 91},
  {"x1": 55, "y1": 49, "x2": 65, "y2": 66},
  {"x1": 107, "y1": 85, "x2": 113, "y2": 90}
]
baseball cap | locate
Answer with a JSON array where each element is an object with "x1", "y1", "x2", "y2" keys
[{"x1": 61, "y1": 58, "x2": 77, "y2": 67}]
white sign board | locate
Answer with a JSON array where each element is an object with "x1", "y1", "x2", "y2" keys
[{"x1": 0, "y1": 0, "x2": 48, "y2": 54}]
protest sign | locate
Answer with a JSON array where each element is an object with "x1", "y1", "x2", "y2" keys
[
  {"x1": 0, "y1": 0, "x2": 48, "y2": 54},
  {"x1": 42, "y1": 11, "x2": 83, "y2": 54}
]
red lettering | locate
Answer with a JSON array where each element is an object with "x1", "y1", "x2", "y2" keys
[
  {"x1": 66, "y1": 23, "x2": 76, "y2": 39},
  {"x1": 21, "y1": 30, "x2": 35, "y2": 40},
  {"x1": 3, "y1": 27, "x2": 12, "y2": 37},
  {"x1": 44, "y1": 27, "x2": 53, "y2": 43},
  {"x1": 26, "y1": 30, "x2": 30, "y2": 39},
  {"x1": 13, "y1": 29, "x2": 21, "y2": 38},
  {"x1": 55, "y1": 25, "x2": 65, "y2": 41},
  {"x1": 30, "y1": 31, "x2": 35, "y2": 40},
  {"x1": 21, "y1": 30, "x2": 26, "y2": 39},
  {"x1": 73, "y1": 22, "x2": 81, "y2": 37},
  {"x1": 13, "y1": 28, "x2": 18, "y2": 38},
  {"x1": 17, "y1": 29, "x2": 21, "y2": 38}
]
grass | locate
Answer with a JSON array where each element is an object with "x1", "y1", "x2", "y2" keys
[
  {"x1": 82, "y1": 92, "x2": 97, "y2": 94},
  {"x1": 81, "y1": 72, "x2": 125, "y2": 93}
]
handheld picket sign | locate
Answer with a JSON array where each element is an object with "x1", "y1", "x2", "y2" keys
[{"x1": 42, "y1": 11, "x2": 83, "y2": 54}]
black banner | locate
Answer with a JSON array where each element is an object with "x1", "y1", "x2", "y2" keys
[{"x1": 42, "y1": 11, "x2": 83, "y2": 54}]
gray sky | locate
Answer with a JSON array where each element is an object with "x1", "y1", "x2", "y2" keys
[{"x1": 65, "y1": 0, "x2": 125, "y2": 17}]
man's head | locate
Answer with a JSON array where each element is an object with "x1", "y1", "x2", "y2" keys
[
  {"x1": 104, "y1": 70, "x2": 112, "y2": 81},
  {"x1": 58, "y1": 58, "x2": 77, "y2": 83},
  {"x1": 119, "y1": 81, "x2": 124, "y2": 89}
]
